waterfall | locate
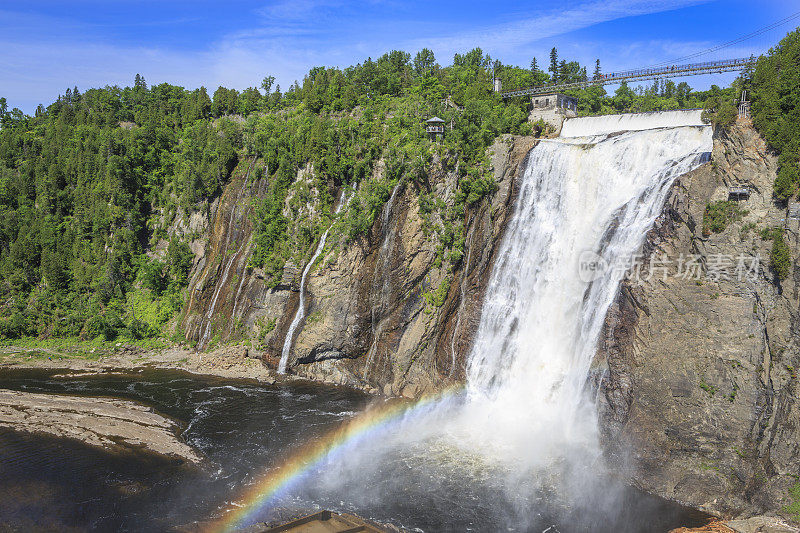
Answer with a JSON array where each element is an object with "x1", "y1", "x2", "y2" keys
[
  {"x1": 559, "y1": 108, "x2": 705, "y2": 137},
  {"x1": 278, "y1": 190, "x2": 350, "y2": 374},
  {"x1": 363, "y1": 181, "x2": 402, "y2": 381},
  {"x1": 459, "y1": 110, "x2": 711, "y2": 462}
]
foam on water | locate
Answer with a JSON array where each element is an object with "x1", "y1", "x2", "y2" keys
[{"x1": 215, "y1": 111, "x2": 715, "y2": 531}]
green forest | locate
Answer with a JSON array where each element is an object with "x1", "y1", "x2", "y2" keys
[
  {"x1": 749, "y1": 29, "x2": 800, "y2": 200},
  {"x1": 0, "y1": 36, "x2": 796, "y2": 344}
]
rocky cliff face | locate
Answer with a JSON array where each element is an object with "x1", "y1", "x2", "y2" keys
[
  {"x1": 180, "y1": 158, "x2": 289, "y2": 352},
  {"x1": 180, "y1": 136, "x2": 536, "y2": 396},
  {"x1": 596, "y1": 121, "x2": 800, "y2": 519}
]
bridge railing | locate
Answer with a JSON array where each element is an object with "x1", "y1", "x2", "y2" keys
[
  {"x1": 501, "y1": 57, "x2": 756, "y2": 98},
  {"x1": 601, "y1": 57, "x2": 753, "y2": 83}
]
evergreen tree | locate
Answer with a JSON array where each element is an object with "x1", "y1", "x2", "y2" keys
[
  {"x1": 0, "y1": 42, "x2": 723, "y2": 343},
  {"x1": 549, "y1": 47, "x2": 558, "y2": 80},
  {"x1": 270, "y1": 84, "x2": 282, "y2": 110},
  {"x1": 558, "y1": 60, "x2": 567, "y2": 83},
  {"x1": 593, "y1": 59, "x2": 601, "y2": 80},
  {"x1": 750, "y1": 29, "x2": 800, "y2": 200},
  {"x1": 134, "y1": 73, "x2": 147, "y2": 90},
  {"x1": 197, "y1": 87, "x2": 212, "y2": 118}
]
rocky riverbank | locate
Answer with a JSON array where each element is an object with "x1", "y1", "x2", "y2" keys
[
  {"x1": 670, "y1": 516, "x2": 798, "y2": 533},
  {"x1": 0, "y1": 388, "x2": 202, "y2": 463},
  {"x1": 0, "y1": 343, "x2": 275, "y2": 384}
]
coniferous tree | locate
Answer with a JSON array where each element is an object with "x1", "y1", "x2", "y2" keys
[
  {"x1": 558, "y1": 60, "x2": 567, "y2": 83},
  {"x1": 750, "y1": 29, "x2": 800, "y2": 199},
  {"x1": 0, "y1": 42, "x2": 730, "y2": 342},
  {"x1": 197, "y1": 87, "x2": 212, "y2": 118},
  {"x1": 549, "y1": 47, "x2": 558, "y2": 81},
  {"x1": 270, "y1": 84, "x2": 282, "y2": 109},
  {"x1": 593, "y1": 59, "x2": 601, "y2": 80},
  {"x1": 134, "y1": 73, "x2": 147, "y2": 90}
]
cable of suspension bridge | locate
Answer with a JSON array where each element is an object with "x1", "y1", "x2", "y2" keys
[{"x1": 644, "y1": 10, "x2": 800, "y2": 69}]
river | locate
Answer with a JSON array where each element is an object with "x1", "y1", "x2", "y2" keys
[{"x1": 0, "y1": 367, "x2": 705, "y2": 532}]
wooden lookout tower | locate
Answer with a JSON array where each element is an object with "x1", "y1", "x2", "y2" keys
[{"x1": 426, "y1": 116, "x2": 445, "y2": 141}]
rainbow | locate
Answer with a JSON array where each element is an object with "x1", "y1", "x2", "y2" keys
[{"x1": 208, "y1": 385, "x2": 464, "y2": 532}]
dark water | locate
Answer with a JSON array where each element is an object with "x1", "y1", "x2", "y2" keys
[{"x1": 0, "y1": 368, "x2": 706, "y2": 532}]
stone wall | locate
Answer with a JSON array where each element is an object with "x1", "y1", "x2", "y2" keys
[{"x1": 528, "y1": 108, "x2": 576, "y2": 135}]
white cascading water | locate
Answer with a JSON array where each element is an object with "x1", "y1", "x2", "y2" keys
[
  {"x1": 278, "y1": 190, "x2": 350, "y2": 374},
  {"x1": 560, "y1": 108, "x2": 704, "y2": 137},
  {"x1": 199, "y1": 158, "x2": 255, "y2": 349},
  {"x1": 363, "y1": 181, "x2": 401, "y2": 380},
  {"x1": 457, "y1": 110, "x2": 711, "y2": 463}
]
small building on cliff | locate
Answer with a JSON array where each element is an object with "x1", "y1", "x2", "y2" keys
[
  {"x1": 425, "y1": 116, "x2": 445, "y2": 141},
  {"x1": 529, "y1": 92, "x2": 578, "y2": 135}
]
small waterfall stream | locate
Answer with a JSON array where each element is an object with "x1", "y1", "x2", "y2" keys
[
  {"x1": 363, "y1": 181, "x2": 402, "y2": 380},
  {"x1": 198, "y1": 157, "x2": 255, "y2": 349},
  {"x1": 278, "y1": 190, "x2": 350, "y2": 374}
]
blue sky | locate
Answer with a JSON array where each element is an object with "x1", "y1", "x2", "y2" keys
[{"x1": 1, "y1": 0, "x2": 798, "y2": 113}]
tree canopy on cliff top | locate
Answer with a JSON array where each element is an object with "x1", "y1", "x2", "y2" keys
[{"x1": 749, "y1": 28, "x2": 800, "y2": 200}]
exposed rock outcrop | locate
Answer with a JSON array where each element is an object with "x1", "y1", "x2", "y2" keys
[
  {"x1": 286, "y1": 136, "x2": 535, "y2": 396},
  {"x1": 181, "y1": 158, "x2": 286, "y2": 350},
  {"x1": 0, "y1": 389, "x2": 201, "y2": 463},
  {"x1": 180, "y1": 136, "x2": 536, "y2": 396},
  {"x1": 596, "y1": 121, "x2": 800, "y2": 520}
]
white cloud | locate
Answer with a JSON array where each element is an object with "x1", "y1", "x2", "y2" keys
[
  {"x1": 0, "y1": 0, "x2": 739, "y2": 113},
  {"x1": 258, "y1": 0, "x2": 346, "y2": 21},
  {"x1": 406, "y1": 0, "x2": 710, "y2": 58}
]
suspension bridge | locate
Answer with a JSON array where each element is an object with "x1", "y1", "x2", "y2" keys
[
  {"x1": 499, "y1": 8, "x2": 800, "y2": 99},
  {"x1": 499, "y1": 57, "x2": 756, "y2": 99}
]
